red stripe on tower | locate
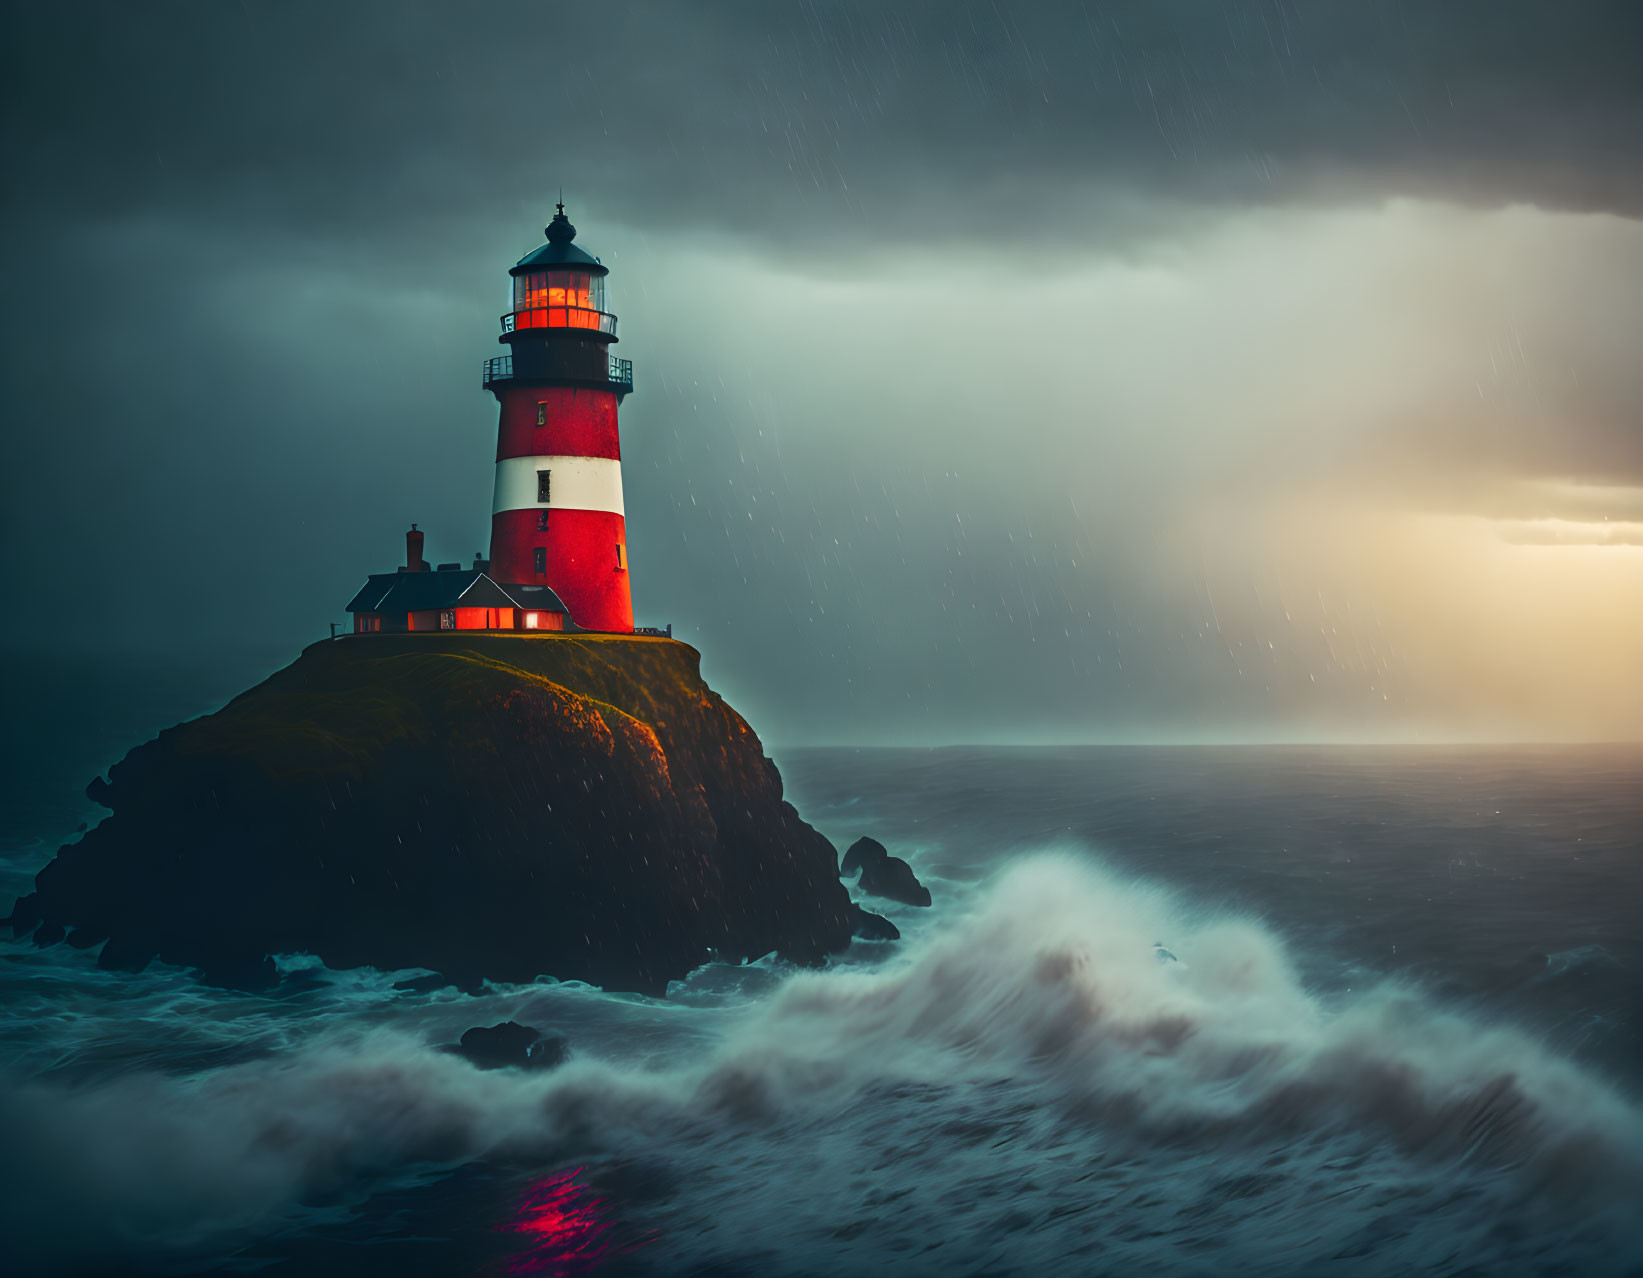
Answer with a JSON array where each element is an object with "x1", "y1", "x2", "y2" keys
[{"x1": 483, "y1": 204, "x2": 636, "y2": 633}]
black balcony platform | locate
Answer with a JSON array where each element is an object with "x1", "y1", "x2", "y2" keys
[{"x1": 482, "y1": 353, "x2": 633, "y2": 397}]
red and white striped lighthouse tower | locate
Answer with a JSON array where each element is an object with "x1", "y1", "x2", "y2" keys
[{"x1": 482, "y1": 204, "x2": 635, "y2": 632}]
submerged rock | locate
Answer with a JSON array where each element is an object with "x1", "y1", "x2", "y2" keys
[
  {"x1": 449, "y1": 1021, "x2": 568, "y2": 1071},
  {"x1": 840, "y1": 836, "x2": 932, "y2": 907},
  {"x1": 14, "y1": 635, "x2": 854, "y2": 995}
]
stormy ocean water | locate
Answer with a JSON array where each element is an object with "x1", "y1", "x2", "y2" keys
[{"x1": 2, "y1": 710, "x2": 1641, "y2": 1275}]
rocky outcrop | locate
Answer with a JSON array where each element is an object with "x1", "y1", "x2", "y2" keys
[
  {"x1": 5, "y1": 634, "x2": 854, "y2": 994},
  {"x1": 840, "y1": 836, "x2": 931, "y2": 908},
  {"x1": 848, "y1": 903, "x2": 900, "y2": 941}
]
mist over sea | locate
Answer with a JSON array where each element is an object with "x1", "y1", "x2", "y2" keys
[{"x1": 2, "y1": 681, "x2": 1640, "y2": 1275}]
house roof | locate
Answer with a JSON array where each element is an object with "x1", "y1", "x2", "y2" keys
[
  {"x1": 348, "y1": 568, "x2": 538, "y2": 611},
  {"x1": 494, "y1": 581, "x2": 571, "y2": 614},
  {"x1": 346, "y1": 569, "x2": 557, "y2": 615}
]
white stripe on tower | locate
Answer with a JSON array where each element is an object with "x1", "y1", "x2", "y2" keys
[{"x1": 492, "y1": 455, "x2": 626, "y2": 516}]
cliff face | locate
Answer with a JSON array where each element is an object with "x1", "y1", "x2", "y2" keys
[{"x1": 10, "y1": 635, "x2": 853, "y2": 993}]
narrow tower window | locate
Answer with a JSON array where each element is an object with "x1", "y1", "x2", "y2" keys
[
  {"x1": 536, "y1": 402, "x2": 547, "y2": 426},
  {"x1": 537, "y1": 469, "x2": 551, "y2": 503},
  {"x1": 536, "y1": 510, "x2": 550, "y2": 531},
  {"x1": 615, "y1": 543, "x2": 626, "y2": 570},
  {"x1": 533, "y1": 547, "x2": 546, "y2": 575}
]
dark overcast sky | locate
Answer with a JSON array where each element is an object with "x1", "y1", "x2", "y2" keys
[{"x1": 3, "y1": 1, "x2": 1640, "y2": 746}]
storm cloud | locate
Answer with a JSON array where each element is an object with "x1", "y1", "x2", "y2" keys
[
  {"x1": 5, "y1": 1, "x2": 1643, "y2": 245},
  {"x1": 2, "y1": 1, "x2": 1640, "y2": 755}
]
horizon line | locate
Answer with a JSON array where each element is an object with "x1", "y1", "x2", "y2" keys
[{"x1": 768, "y1": 737, "x2": 1643, "y2": 751}]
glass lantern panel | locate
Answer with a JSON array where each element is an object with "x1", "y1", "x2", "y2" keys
[{"x1": 511, "y1": 269, "x2": 609, "y2": 329}]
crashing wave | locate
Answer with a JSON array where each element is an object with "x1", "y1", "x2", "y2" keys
[{"x1": 3, "y1": 854, "x2": 1640, "y2": 1274}]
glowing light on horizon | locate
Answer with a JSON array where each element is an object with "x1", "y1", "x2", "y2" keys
[
  {"x1": 1493, "y1": 518, "x2": 1643, "y2": 548},
  {"x1": 1485, "y1": 480, "x2": 1643, "y2": 547}
]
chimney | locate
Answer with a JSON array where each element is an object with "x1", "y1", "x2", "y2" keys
[{"x1": 405, "y1": 523, "x2": 426, "y2": 573}]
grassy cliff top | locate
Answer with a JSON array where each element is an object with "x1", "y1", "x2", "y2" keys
[{"x1": 168, "y1": 633, "x2": 733, "y2": 779}]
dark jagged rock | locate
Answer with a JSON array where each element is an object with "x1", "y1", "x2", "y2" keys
[
  {"x1": 5, "y1": 894, "x2": 40, "y2": 938},
  {"x1": 96, "y1": 934, "x2": 157, "y2": 974},
  {"x1": 14, "y1": 635, "x2": 854, "y2": 995},
  {"x1": 32, "y1": 921, "x2": 65, "y2": 948},
  {"x1": 449, "y1": 1021, "x2": 568, "y2": 1071},
  {"x1": 849, "y1": 903, "x2": 900, "y2": 941},
  {"x1": 839, "y1": 836, "x2": 884, "y2": 880},
  {"x1": 841, "y1": 836, "x2": 932, "y2": 908},
  {"x1": 198, "y1": 953, "x2": 278, "y2": 991}
]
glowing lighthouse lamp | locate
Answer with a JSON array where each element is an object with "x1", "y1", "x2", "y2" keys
[{"x1": 344, "y1": 205, "x2": 638, "y2": 636}]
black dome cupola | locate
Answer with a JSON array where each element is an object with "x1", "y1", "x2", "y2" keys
[
  {"x1": 510, "y1": 201, "x2": 608, "y2": 277},
  {"x1": 545, "y1": 202, "x2": 575, "y2": 243}
]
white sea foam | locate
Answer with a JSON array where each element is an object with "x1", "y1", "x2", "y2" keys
[{"x1": 4, "y1": 854, "x2": 1640, "y2": 1274}]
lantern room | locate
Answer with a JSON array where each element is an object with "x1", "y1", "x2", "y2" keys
[
  {"x1": 504, "y1": 204, "x2": 617, "y2": 337},
  {"x1": 509, "y1": 271, "x2": 611, "y2": 333}
]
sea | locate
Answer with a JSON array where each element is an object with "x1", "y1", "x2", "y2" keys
[{"x1": 2, "y1": 677, "x2": 1640, "y2": 1276}]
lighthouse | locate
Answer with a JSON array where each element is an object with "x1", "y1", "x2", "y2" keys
[
  {"x1": 343, "y1": 205, "x2": 645, "y2": 637},
  {"x1": 481, "y1": 204, "x2": 635, "y2": 633}
]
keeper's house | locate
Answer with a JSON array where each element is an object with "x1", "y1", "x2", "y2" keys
[{"x1": 346, "y1": 526, "x2": 569, "y2": 634}]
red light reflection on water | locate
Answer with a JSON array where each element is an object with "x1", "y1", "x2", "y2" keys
[{"x1": 495, "y1": 1167, "x2": 628, "y2": 1276}]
